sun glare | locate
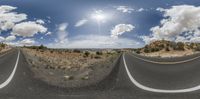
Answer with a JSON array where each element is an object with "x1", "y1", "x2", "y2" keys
[{"x1": 91, "y1": 10, "x2": 107, "y2": 22}]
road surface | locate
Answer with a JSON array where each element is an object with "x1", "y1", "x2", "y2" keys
[{"x1": 0, "y1": 49, "x2": 200, "y2": 99}]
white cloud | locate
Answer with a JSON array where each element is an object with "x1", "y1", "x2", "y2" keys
[
  {"x1": 36, "y1": 19, "x2": 45, "y2": 24},
  {"x1": 5, "y1": 35, "x2": 16, "y2": 42},
  {"x1": 111, "y1": 24, "x2": 135, "y2": 38},
  {"x1": 57, "y1": 23, "x2": 68, "y2": 43},
  {"x1": 138, "y1": 8, "x2": 144, "y2": 12},
  {"x1": 0, "y1": 5, "x2": 27, "y2": 31},
  {"x1": 11, "y1": 21, "x2": 47, "y2": 37},
  {"x1": 19, "y1": 39, "x2": 35, "y2": 46},
  {"x1": 0, "y1": 5, "x2": 16, "y2": 13},
  {"x1": 143, "y1": 5, "x2": 200, "y2": 44},
  {"x1": 45, "y1": 32, "x2": 52, "y2": 35},
  {"x1": 47, "y1": 35, "x2": 142, "y2": 48},
  {"x1": 0, "y1": 36, "x2": 5, "y2": 42},
  {"x1": 116, "y1": 6, "x2": 134, "y2": 13},
  {"x1": 75, "y1": 19, "x2": 88, "y2": 27}
]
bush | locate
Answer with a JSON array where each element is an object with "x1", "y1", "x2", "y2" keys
[
  {"x1": 96, "y1": 51, "x2": 103, "y2": 55},
  {"x1": 165, "y1": 47, "x2": 170, "y2": 51},
  {"x1": 0, "y1": 43, "x2": 6, "y2": 48},
  {"x1": 38, "y1": 44, "x2": 47, "y2": 49},
  {"x1": 135, "y1": 50, "x2": 140, "y2": 54},
  {"x1": 50, "y1": 50, "x2": 54, "y2": 53},
  {"x1": 73, "y1": 49, "x2": 81, "y2": 53},
  {"x1": 84, "y1": 51, "x2": 90, "y2": 57},
  {"x1": 144, "y1": 48, "x2": 150, "y2": 53},
  {"x1": 176, "y1": 42, "x2": 185, "y2": 50},
  {"x1": 94, "y1": 55, "x2": 101, "y2": 59}
]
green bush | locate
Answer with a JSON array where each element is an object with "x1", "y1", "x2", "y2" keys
[
  {"x1": 176, "y1": 42, "x2": 185, "y2": 50},
  {"x1": 96, "y1": 51, "x2": 103, "y2": 55},
  {"x1": 73, "y1": 49, "x2": 81, "y2": 53},
  {"x1": 84, "y1": 51, "x2": 90, "y2": 57}
]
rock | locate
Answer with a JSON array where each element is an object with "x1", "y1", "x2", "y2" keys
[
  {"x1": 64, "y1": 75, "x2": 74, "y2": 80},
  {"x1": 81, "y1": 76, "x2": 89, "y2": 80}
]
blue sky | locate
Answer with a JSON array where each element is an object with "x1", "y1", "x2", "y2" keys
[{"x1": 0, "y1": 0, "x2": 200, "y2": 48}]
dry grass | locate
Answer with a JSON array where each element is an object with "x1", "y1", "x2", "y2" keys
[
  {"x1": 140, "y1": 50, "x2": 198, "y2": 58},
  {"x1": 23, "y1": 48, "x2": 119, "y2": 69},
  {"x1": 22, "y1": 48, "x2": 120, "y2": 88}
]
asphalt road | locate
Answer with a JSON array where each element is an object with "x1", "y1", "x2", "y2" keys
[{"x1": 1, "y1": 49, "x2": 200, "y2": 99}]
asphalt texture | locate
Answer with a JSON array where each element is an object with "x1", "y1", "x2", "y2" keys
[{"x1": 1, "y1": 49, "x2": 200, "y2": 99}]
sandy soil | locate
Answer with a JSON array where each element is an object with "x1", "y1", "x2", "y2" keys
[
  {"x1": 0, "y1": 47, "x2": 12, "y2": 54},
  {"x1": 22, "y1": 48, "x2": 120, "y2": 88},
  {"x1": 140, "y1": 50, "x2": 198, "y2": 58}
]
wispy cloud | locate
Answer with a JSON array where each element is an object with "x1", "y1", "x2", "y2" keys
[
  {"x1": 116, "y1": 6, "x2": 134, "y2": 13},
  {"x1": 48, "y1": 35, "x2": 142, "y2": 48},
  {"x1": 75, "y1": 19, "x2": 88, "y2": 27}
]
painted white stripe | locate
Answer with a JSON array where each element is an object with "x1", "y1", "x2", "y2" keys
[
  {"x1": 0, "y1": 50, "x2": 20, "y2": 89},
  {"x1": 130, "y1": 53, "x2": 200, "y2": 64},
  {"x1": 123, "y1": 54, "x2": 200, "y2": 93}
]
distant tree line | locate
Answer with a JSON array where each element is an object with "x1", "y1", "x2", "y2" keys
[{"x1": 24, "y1": 44, "x2": 47, "y2": 50}]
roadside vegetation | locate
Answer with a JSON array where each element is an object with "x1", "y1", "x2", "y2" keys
[
  {"x1": 134, "y1": 40, "x2": 200, "y2": 57},
  {"x1": 22, "y1": 45, "x2": 121, "y2": 88},
  {"x1": 0, "y1": 43, "x2": 12, "y2": 54}
]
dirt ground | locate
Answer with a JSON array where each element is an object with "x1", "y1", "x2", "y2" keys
[
  {"x1": 140, "y1": 50, "x2": 199, "y2": 58},
  {"x1": 22, "y1": 48, "x2": 120, "y2": 88}
]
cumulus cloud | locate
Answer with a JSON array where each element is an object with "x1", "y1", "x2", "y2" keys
[
  {"x1": 142, "y1": 5, "x2": 200, "y2": 44},
  {"x1": 19, "y1": 39, "x2": 35, "y2": 46},
  {"x1": 36, "y1": 19, "x2": 45, "y2": 24},
  {"x1": 0, "y1": 36, "x2": 5, "y2": 42},
  {"x1": 0, "y1": 35, "x2": 16, "y2": 42},
  {"x1": 0, "y1": 5, "x2": 27, "y2": 31},
  {"x1": 75, "y1": 19, "x2": 88, "y2": 27},
  {"x1": 45, "y1": 32, "x2": 52, "y2": 35},
  {"x1": 116, "y1": 6, "x2": 134, "y2": 13},
  {"x1": 111, "y1": 24, "x2": 135, "y2": 38},
  {"x1": 5, "y1": 35, "x2": 16, "y2": 42},
  {"x1": 47, "y1": 35, "x2": 142, "y2": 48},
  {"x1": 11, "y1": 21, "x2": 47, "y2": 37}
]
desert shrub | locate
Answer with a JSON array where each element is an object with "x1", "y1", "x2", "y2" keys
[
  {"x1": 117, "y1": 51, "x2": 121, "y2": 53},
  {"x1": 38, "y1": 44, "x2": 47, "y2": 49},
  {"x1": 150, "y1": 48, "x2": 160, "y2": 52},
  {"x1": 158, "y1": 44, "x2": 164, "y2": 48},
  {"x1": 176, "y1": 42, "x2": 185, "y2": 50},
  {"x1": 73, "y1": 49, "x2": 81, "y2": 53},
  {"x1": 135, "y1": 49, "x2": 141, "y2": 54},
  {"x1": 195, "y1": 44, "x2": 200, "y2": 51},
  {"x1": 94, "y1": 55, "x2": 101, "y2": 59},
  {"x1": 144, "y1": 48, "x2": 150, "y2": 53},
  {"x1": 0, "y1": 43, "x2": 6, "y2": 48},
  {"x1": 96, "y1": 51, "x2": 103, "y2": 55},
  {"x1": 165, "y1": 47, "x2": 170, "y2": 51},
  {"x1": 50, "y1": 50, "x2": 54, "y2": 53},
  {"x1": 84, "y1": 51, "x2": 90, "y2": 57}
]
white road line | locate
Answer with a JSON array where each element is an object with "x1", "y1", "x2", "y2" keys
[
  {"x1": 123, "y1": 54, "x2": 200, "y2": 93},
  {"x1": 130, "y1": 53, "x2": 200, "y2": 64},
  {"x1": 0, "y1": 50, "x2": 20, "y2": 89}
]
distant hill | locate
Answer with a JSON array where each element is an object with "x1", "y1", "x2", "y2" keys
[{"x1": 134, "y1": 40, "x2": 200, "y2": 54}]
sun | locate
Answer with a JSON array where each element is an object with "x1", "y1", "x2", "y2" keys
[
  {"x1": 92, "y1": 14, "x2": 105, "y2": 21},
  {"x1": 91, "y1": 10, "x2": 107, "y2": 22}
]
